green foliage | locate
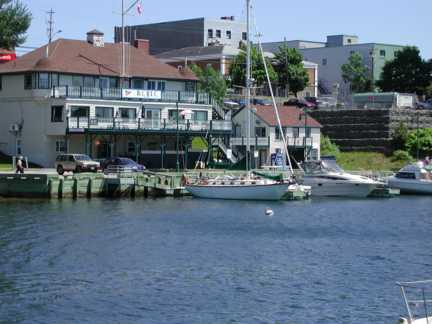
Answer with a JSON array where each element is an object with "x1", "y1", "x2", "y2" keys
[
  {"x1": 391, "y1": 150, "x2": 413, "y2": 163},
  {"x1": 229, "y1": 43, "x2": 277, "y2": 88},
  {"x1": 406, "y1": 128, "x2": 432, "y2": 158},
  {"x1": 391, "y1": 122, "x2": 409, "y2": 151},
  {"x1": 376, "y1": 46, "x2": 432, "y2": 96},
  {"x1": 336, "y1": 152, "x2": 407, "y2": 171},
  {"x1": 191, "y1": 137, "x2": 208, "y2": 151},
  {"x1": 273, "y1": 45, "x2": 309, "y2": 97},
  {"x1": 190, "y1": 64, "x2": 227, "y2": 106},
  {"x1": 320, "y1": 135, "x2": 340, "y2": 157},
  {"x1": 0, "y1": 0, "x2": 31, "y2": 50},
  {"x1": 341, "y1": 52, "x2": 372, "y2": 93}
]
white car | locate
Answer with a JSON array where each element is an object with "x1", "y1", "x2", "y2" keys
[{"x1": 55, "y1": 154, "x2": 100, "y2": 175}]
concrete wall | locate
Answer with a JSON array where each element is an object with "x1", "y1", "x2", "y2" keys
[{"x1": 204, "y1": 18, "x2": 246, "y2": 48}]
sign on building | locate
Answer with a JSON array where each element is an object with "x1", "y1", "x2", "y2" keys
[{"x1": 122, "y1": 89, "x2": 162, "y2": 100}]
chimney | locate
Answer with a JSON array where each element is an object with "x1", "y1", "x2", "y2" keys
[
  {"x1": 134, "y1": 39, "x2": 150, "y2": 54},
  {"x1": 87, "y1": 29, "x2": 104, "y2": 47}
]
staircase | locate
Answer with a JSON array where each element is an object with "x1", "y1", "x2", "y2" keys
[{"x1": 211, "y1": 138, "x2": 238, "y2": 164}]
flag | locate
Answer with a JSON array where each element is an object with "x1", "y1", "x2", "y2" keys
[{"x1": 137, "y1": 2, "x2": 142, "y2": 15}]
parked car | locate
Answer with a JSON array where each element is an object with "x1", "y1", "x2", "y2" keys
[
  {"x1": 55, "y1": 154, "x2": 100, "y2": 175},
  {"x1": 283, "y1": 98, "x2": 317, "y2": 109},
  {"x1": 317, "y1": 96, "x2": 338, "y2": 108},
  {"x1": 102, "y1": 157, "x2": 146, "y2": 172},
  {"x1": 304, "y1": 96, "x2": 317, "y2": 105},
  {"x1": 416, "y1": 101, "x2": 432, "y2": 109}
]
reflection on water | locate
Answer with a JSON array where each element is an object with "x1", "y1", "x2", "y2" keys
[{"x1": 0, "y1": 196, "x2": 430, "y2": 323}]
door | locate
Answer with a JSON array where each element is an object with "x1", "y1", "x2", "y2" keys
[{"x1": 144, "y1": 108, "x2": 161, "y2": 129}]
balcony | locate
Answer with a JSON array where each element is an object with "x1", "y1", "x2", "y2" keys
[
  {"x1": 230, "y1": 137, "x2": 270, "y2": 147},
  {"x1": 67, "y1": 117, "x2": 232, "y2": 134},
  {"x1": 52, "y1": 86, "x2": 212, "y2": 105}
]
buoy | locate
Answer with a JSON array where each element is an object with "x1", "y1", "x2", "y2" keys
[{"x1": 265, "y1": 208, "x2": 274, "y2": 216}]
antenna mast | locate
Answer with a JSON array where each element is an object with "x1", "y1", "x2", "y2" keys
[{"x1": 46, "y1": 9, "x2": 55, "y2": 57}]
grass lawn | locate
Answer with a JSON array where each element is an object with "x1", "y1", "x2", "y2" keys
[
  {"x1": 336, "y1": 151, "x2": 407, "y2": 172},
  {"x1": 192, "y1": 137, "x2": 208, "y2": 151},
  {"x1": 0, "y1": 163, "x2": 12, "y2": 171}
]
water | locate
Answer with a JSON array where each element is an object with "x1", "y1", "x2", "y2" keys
[{"x1": 0, "y1": 196, "x2": 431, "y2": 324}]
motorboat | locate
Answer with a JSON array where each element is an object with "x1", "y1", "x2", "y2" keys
[
  {"x1": 185, "y1": 175, "x2": 291, "y2": 201},
  {"x1": 388, "y1": 162, "x2": 432, "y2": 194},
  {"x1": 397, "y1": 280, "x2": 432, "y2": 324},
  {"x1": 301, "y1": 158, "x2": 382, "y2": 198}
]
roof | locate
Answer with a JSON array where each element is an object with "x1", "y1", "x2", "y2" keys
[
  {"x1": 253, "y1": 104, "x2": 322, "y2": 128},
  {"x1": 156, "y1": 45, "x2": 240, "y2": 60},
  {"x1": 0, "y1": 39, "x2": 198, "y2": 81},
  {"x1": 87, "y1": 29, "x2": 104, "y2": 35}
]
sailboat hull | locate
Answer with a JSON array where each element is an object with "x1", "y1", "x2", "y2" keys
[{"x1": 185, "y1": 183, "x2": 289, "y2": 201}]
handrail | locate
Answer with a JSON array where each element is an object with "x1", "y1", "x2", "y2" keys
[{"x1": 52, "y1": 86, "x2": 212, "y2": 105}]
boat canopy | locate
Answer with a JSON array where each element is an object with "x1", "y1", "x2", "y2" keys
[{"x1": 303, "y1": 160, "x2": 344, "y2": 175}]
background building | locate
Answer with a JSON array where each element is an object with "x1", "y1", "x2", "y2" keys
[
  {"x1": 263, "y1": 35, "x2": 405, "y2": 101},
  {"x1": 115, "y1": 17, "x2": 247, "y2": 55}
]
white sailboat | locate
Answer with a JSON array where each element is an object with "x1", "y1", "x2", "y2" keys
[{"x1": 185, "y1": 0, "x2": 295, "y2": 201}]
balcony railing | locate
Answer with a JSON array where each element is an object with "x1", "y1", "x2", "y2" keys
[
  {"x1": 52, "y1": 86, "x2": 212, "y2": 105},
  {"x1": 230, "y1": 137, "x2": 271, "y2": 147},
  {"x1": 67, "y1": 117, "x2": 232, "y2": 133}
]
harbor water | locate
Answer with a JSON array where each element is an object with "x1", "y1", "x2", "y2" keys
[{"x1": 0, "y1": 196, "x2": 430, "y2": 323}]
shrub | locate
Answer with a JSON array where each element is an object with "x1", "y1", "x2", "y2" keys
[
  {"x1": 405, "y1": 128, "x2": 432, "y2": 158},
  {"x1": 391, "y1": 150, "x2": 412, "y2": 163},
  {"x1": 391, "y1": 122, "x2": 409, "y2": 152},
  {"x1": 320, "y1": 135, "x2": 340, "y2": 158}
]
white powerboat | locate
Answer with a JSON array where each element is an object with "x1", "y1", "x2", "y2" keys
[
  {"x1": 397, "y1": 280, "x2": 432, "y2": 324},
  {"x1": 301, "y1": 159, "x2": 382, "y2": 198},
  {"x1": 185, "y1": 175, "x2": 290, "y2": 201},
  {"x1": 388, "y1": 163, "x2": 432, "y2": 194}
]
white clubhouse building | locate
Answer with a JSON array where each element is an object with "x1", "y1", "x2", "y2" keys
[{"x1": 0, "y1": 31, "x2": 231, "y2": 168}]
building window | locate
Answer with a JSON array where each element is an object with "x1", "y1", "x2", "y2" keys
[
  {"x1": 226, "y1": 30, "x2": 232, "y2": 39},
  {"x1": 242, "y1": 32, "x2": 247, "y2": 41},
  {"x1": 51, "y1": 106, "x2": 64, "y2": 122},
  {"x1": 83, "y1": 76, "x2": 95, "y2": 87},
  {"x1": 185, "y1": 81, "x2": 195, "y2": 92},
  {"x1": 147, "y1": 80, "x2": 156, "y2": 90},
  {"x1": 168, "y1": 110, "x2": 184, "y2": 120},
  {"x1": 347, "y1": 39, "x2": 352, "y2": 44},
  {"x1": 143, "y1": 108, "x2": 160, "y2": 119},
  {"x1": 95, "y1": 106, "x2": 114, "y2": 119},
  {"x1": 256, "y1": 127, "x2": 266, "y2": 137},
  {"x1": 192, "y1": 110, "x2": 208, "y2": 121},
  {"x1": 127, "y1": 142, "x2": 136, "y2": 155},
  {"x1": 157, "y1": 81, "x2": 165, "y2": 91},
  {"x1": 216, "y1": 30, "x2": 221, "y2": 38},
  {"x1": 293, "y1": 127, "x2": 300, "y2": 138},
  {"x1": 72, "y1": 75, "x2": 83, "y2": 87},
  {"x1": 38, "y1": 73, "x2": 50, "y2": 89},
  {"x1": 118, "y1": 107, "x2": 136, "y2": 119},
  {"x1": 24, "y1": 73, "x2": 33, "y2": 89},
  {"x1": 132, "y1": 78, "x2": 145, "y2": 89},
  {"x1": 51, "y1": 73, "x2": 59, "y2": 87},
  {"x1": 305, "y1": 127, "x2": 311, "y2": 138},
  {"x1": 55, "y1": 140, "x2": 66, "y2": 153},
  {"x1": 59, "y1": 74, "x2": 73, "y2": 87},
  {"x1": 70, "y1": 106, "x2": 90, "y2": 118},
  {"x1": 275, "y1": 127, "x2": 286, "y2": 140},
  {"x1": 208, "y1": 29, "x2": 213, "y2": 38},
  {"x1": 380, "y1": 49, "x2": 386, "y2": 57},
  {"x1": 322, "y1": 58, "x2": 327, "y2": 66}
]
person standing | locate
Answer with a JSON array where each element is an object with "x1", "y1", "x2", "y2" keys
[{"x1": 15, "y1": 157, "x2": 24, "y2": 174}]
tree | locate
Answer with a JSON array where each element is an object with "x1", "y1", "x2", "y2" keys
[
  {"x1": 273, "y1": 44, "x2": 309, "y2": 97},
  {"x1": 0, "y1": 0, "x2": 31, "y2": 50},
  {"x1": 320, "y1": 135, "x2": 340, "y2": 158},
  {"x1": 391, "y1": 121, "x2": 409, "y2": 152},
  {"x1": 190, "y1": 64, "x2": 227, "y2": 106},
  {"x1": 341, "y1": 52, "x2": 372, "y2": 93},
  {"x1": 376, "y1": 46, "x2": 432, "y2": 96},
  {"x1": 229, "y1": 43, "x2": 277, "y2": 89},
  {"x1": 405, "y1": 128, "x2": 432, "y2": 158}
]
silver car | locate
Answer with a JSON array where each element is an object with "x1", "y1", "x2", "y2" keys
[{"x1": 55, "y1": 154, "x2": 100, "y2": 175}]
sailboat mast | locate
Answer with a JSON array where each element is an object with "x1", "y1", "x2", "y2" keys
[{"x1": 245, "y1": 0, "x2": 251, "y2": 172}]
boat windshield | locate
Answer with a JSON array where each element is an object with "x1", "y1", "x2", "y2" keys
[{"x1": 303, "y1": 160, "x2": 344, "y2": 174}]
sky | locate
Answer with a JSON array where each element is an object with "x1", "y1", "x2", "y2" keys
[{"x1": 19, "y1": 0, "x2": 432, "y2": 59}]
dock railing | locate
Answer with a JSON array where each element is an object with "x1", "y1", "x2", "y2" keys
[{"x1": 397, "y1": 280, "x2": 432, "y2": 323}]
